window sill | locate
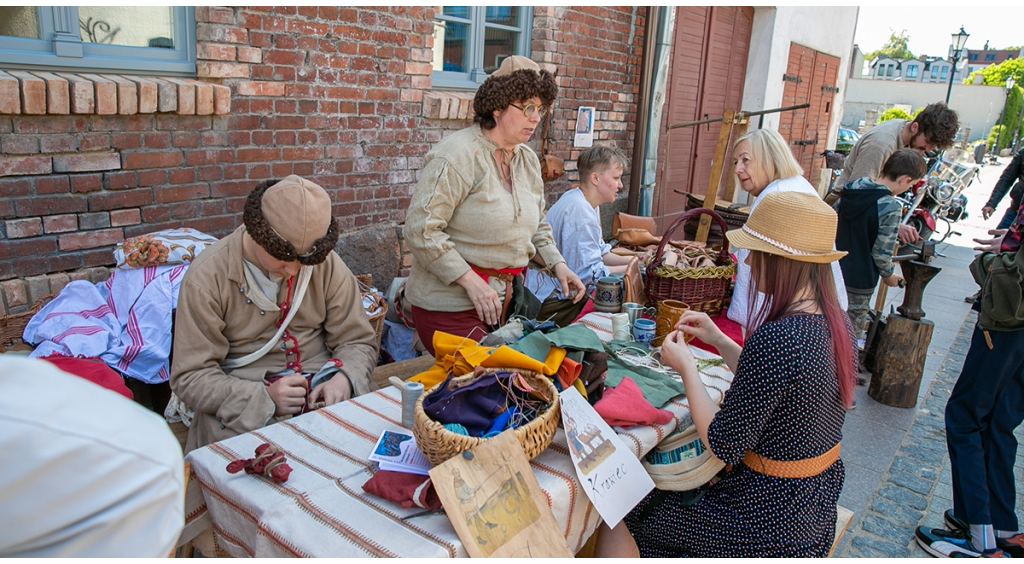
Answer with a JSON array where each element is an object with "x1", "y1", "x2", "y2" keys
[
  {"x1": 0, "y1": 70, "x2": 230, "y2": 116},
  {"x1": 422, "y1": 91, "x2": 475, "y2": 120}
]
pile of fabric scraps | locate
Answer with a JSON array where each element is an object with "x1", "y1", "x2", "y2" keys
[
  {"x1": 360, "y1": 285, "x2": 386, "y2": 318},
  {"x1": 594, "y1": 376, "x2": 674, "y2": 428},
  {"x1": 226, "y1": 443, "x2": 293, "y2": 483},
  {"x1": 421, "y1": 368, "x2": 551, "y2": 438},
  {"x1": 604, "y1": 340, "x2": 687, "y2": 408}
]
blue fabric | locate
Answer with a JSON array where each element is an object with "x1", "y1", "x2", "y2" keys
[
  {"x1": 946, "y1": 325, "x2": 1024, "y2": 531},
  {"x1": 422, "y1": 373, "x2": 508, "y2": 436}
]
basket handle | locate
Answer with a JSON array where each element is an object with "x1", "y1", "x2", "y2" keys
[{"x1": 646, "y1": 207, "x2": 732, "y2": 279}]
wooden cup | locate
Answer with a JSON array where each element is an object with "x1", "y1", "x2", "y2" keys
[{"x1": 653, "y1": 299, "x2": 691, "y2": 347}]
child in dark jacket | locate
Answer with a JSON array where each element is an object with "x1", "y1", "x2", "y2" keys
[{"x1": 835, "y1": 148, "x2": 929, "y2": 342}]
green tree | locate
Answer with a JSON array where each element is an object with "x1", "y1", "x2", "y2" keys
[
  {"x1": 994, "y1": 85, "x2": 1023, "y2": 152},
  {"x1": 877, "y1": 107, "x2": 913, "y2": 124},
  {"x1": 865, "y1": 30, "x2": 915, "y2": 61},
  {"x1": 964, "y1": 57, "x2": 1024, "y2": 86}
]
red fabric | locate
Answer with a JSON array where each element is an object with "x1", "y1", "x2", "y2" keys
[
  {"x1": 468, "y1": 265, "x2": 526, "y2": 283},
  {"x1": 362, "y1": 470, "x2": 441, "y2": 510},
  {"x1": 572, "y1": 293, "x2": 596, "y2": 323},
  {"x1": 41, "y1": 355, "x2": 133, "y2": 400},
  {"x1": 593, "y1": 376, "x2": 674, "y2": 428},
  {"x1": 411, "y1": 305, "x2": 489, "y2": 356},
  {"x1": 689, "y1": 313, "x2": 744, "y2": 354},
  {"x1": 226, "y1": 443, "x2": 293, "y2": 483},
  {"x1": 556, "y1": 357, "x2": 582, "y2": 390}
]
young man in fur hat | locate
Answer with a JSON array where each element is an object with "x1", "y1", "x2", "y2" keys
[{"x1": 171, "y1": 175, "x2": 379, "y2": 452}]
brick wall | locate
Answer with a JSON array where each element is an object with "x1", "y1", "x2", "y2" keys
[{"x1": 0, "y1": 6, "x2": 645, "y2": 315}]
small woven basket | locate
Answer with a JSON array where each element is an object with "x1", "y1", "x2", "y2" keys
[
  {"x1": 0, "y1": 295, "x2": 52, "y2": 353},
  {"x1": 645, "y1": 208, "x2": 736, "y2": 316},
  {"x1": 356, "y1": 274, "x2": 387, "y2": 350},
  {"x1": 412, "y1": 368, "x2": 560, "y2": 466}
]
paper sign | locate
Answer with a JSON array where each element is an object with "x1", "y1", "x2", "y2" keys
[
  {"x1": 368, "y1": 429, "x2": 432, "y2": 476},
  {"x1": 574, "y1": 106, "x2": 594, "y2": 148},
  {"x1": 559, "y1": 386, "x2": 654, "y2": 528},
  {"x1": 429, "y1": 430, "x2": 573, "y2": 558}
]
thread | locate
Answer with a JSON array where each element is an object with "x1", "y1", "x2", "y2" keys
[
  {"x1": 611, "y1": 312, "x2": 631, "y2": 341},
  {"x1": 401, "y1": 381, "x2": 424, "y2": 428}
]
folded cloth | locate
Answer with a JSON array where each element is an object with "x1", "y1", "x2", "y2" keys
[
  {"x1": 421, "y1": 372, "x2": 508, "y2": 436},
  {"x1": 362, "y1": 470, "x2": 441, "y2": 510},
  {"x1": 39, "y1": 355, "x2": 134, "y2": 400},
  {"x1": 593, "y1": 376, "x2": 675, "y2": 428}
]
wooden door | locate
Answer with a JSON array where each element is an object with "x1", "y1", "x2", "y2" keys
[
  {"x1": 778, "y1": 43, "x2": 840, "y2": 191},
  {"x1": 653, "y1": 6, "x2": 753, "y2": 232}
]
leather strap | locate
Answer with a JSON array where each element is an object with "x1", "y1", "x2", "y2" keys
[
  {"x1": 468, "y1": 263, "x2": 525, "y2": 326},
  {"x1": 743, "y1": 443, "x2": 840, "y2": 479},
  {"x1": 222, "y1": 266, "x2": 313, "y2": 370}
]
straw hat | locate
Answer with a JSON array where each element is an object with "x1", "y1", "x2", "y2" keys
[
  {"x1": 726, "y1": 191, "x2": 847, "y2": 263},
  {"x1": 642, "y1": 424, "x2": 725, "y2": 491}
]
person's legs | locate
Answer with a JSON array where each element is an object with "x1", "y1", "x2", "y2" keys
[
  {"x1": 410, "y1": 305, "x2": 489, "y2": 356},
  {"x1": 946, "y1": 326, "x2": 1024, "y2": 533},
  {"x1": 986, "y1": 363, "x2": 1024, "y2": 533},
  {"x1": 845, "y1": 287, "x2": 873, "y2": 341},
  {"x1": 592, "y1": 521, "x2": 640, "y2": 558}
]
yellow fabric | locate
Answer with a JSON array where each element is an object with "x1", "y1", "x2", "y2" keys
[{"x1": 409, "y1": 331, "x2": 567, "y2": 388}]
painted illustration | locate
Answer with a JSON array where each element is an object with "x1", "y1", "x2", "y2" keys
[{"x1": 565, "y1": 416, "x2": 615, "y2": 474}]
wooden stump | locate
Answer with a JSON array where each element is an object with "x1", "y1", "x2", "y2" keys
[{"x1": 868, "y1": 315, "x2": 933, "y2": 408}]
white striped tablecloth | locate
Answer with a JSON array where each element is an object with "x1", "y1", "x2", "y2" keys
[{"x1": 180, "y1": 346, "x2": 733, "y2": 557}]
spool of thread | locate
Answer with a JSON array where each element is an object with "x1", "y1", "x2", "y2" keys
[
  {"x1": 611, "y1": 312, "x2": 631, "y2": 341},
  {"x1": 400, "y1": 381, "x2": 424, "y2": 428}
]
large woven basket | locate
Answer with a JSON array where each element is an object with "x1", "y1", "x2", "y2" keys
[
  {"x1": 0, "y1": 295, "x2": 52, "y2": 353},
  {"x1": 413, "y1": 368, "x2": 560, "y2": 466},
  {"x1": 645, "y1": 208, "x2": 736, "y2": 316}
]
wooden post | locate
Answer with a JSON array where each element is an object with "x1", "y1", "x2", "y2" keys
[
  {"x1": 867, "y1": 314, "x2": 934, "y2": 408},
  {"x1": 696, "y1": 109, "x2": 736, "y2": 243},
  {"x1": 722, "y1": 116, "x2": 749, "y2": 203}
]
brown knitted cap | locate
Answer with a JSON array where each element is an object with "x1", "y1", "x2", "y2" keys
[
  {"x1": 243, "y1": 176, "x2": 338, "y2": 265},
  {"x1": 491, "y1": 55, "x2": 540, "y2": 77}
]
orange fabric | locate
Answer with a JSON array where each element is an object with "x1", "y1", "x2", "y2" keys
[
  {"x1": 409, "y1": 331, "x2": 566, "y2": 388},
  {"x1": 556, "y1": 357, "x2": 582, "y2": 390}
]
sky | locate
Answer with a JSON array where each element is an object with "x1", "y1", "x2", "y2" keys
[{"x1": 854, "y1": 6, "x2": 1023, "y2": 58}]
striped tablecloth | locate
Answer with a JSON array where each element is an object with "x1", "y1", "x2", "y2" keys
[{"x1": 180, "y1": 346, "x2": 733, "y2": 557}]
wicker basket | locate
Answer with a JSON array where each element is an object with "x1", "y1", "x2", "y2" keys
[
  {"x1": 645, "y1": 208, "x2": 736, "y2": 316},
  {"x1": 412, "y1": 368, "x2": 560, "y2": 466},
  {"x1": 0, "y1": 295, "x2": 53, "y2": 353},
  {"x1": 367, "y1": 303, "x2": 387, "y2": 350}
]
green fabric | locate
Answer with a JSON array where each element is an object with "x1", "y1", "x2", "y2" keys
[
  {"x1": 543, "y1": 324, "x2": 605, "y2": 352},
  {"x1": 509, "y1": 331, "x2": 554, "y2": 363},
  {"x1": 603, "y1": 340, "x2": 687, "y2": 408},
  {"x1": 970, "y1": 247, "x2": 1024, "y2": 331}
]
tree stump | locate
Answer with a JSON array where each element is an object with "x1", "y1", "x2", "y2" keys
[{"x1": 868, "y1": 315, "x2": 933, "y2": 408}]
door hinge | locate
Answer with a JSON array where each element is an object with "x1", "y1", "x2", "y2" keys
[
  {"x1": 822, "y1": 84, "x2": 840, "y2": 93},
  {"x1": 783, "y1": 74, "x2": 803, "y2": 83}
]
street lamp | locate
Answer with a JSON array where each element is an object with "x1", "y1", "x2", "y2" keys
[
  {"x1": 991, "y1": 77, "x2": 1016, "y2": 161},
  {"x1": 945, "y1": 26, "x2": 969, "y2": 105}
]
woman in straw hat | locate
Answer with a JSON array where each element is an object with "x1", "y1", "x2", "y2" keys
[
  {"x1": 601, "y1": 191, "x2": 856, "y2": 557},
  {"x1": 403, "y1": 56, "x2": 584, "y2": 354},
  {"x1": 727, "y1": 128, "x2": 848, "y2": 329}
]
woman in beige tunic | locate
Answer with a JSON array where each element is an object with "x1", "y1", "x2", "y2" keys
[{"x1": 403, "y1": 56, "x2": 584, "y2": 354}]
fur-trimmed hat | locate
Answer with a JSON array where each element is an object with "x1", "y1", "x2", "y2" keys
[{"x1": 243, "y1": 175, "x2": 338, "y2": 265}]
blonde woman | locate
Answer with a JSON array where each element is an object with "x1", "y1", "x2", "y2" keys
[{"x1": 727, "y1": 128, "x2": 848, "y2": 328}]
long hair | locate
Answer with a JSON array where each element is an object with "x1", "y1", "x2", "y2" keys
[
  {"x1": 735, "y1": 128, "x2": 803, "y2": 184},
  {"x1": 747, "y1": 251, "x2": 856, "y2": 409}
]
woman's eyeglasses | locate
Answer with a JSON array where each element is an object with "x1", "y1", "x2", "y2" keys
[{"x1": 509, "y1": 103, "x2": 547, "y2": 119}]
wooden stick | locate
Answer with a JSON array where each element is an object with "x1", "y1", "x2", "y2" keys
[{"x1": 696, "y1": 109, "x2": 736, "y2": 243}]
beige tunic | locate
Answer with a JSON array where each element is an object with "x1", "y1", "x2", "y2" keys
[
  {"x1": 403, "y1": 124, "x2": 565, "y2": 311},
  {"x1": 170, "y1": 226, "x2": 378, "y2": 452},
  {"x1": 835, "y1": 119, "x2": 907, "y2": 189}
]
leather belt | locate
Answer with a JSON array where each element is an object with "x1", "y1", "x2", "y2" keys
[
  {"x1": 743, "y1": 442, "x2": 840, "y2": 479},
  {"x1": 468, "y1": 263, "x2": 524, "y2": 326}
]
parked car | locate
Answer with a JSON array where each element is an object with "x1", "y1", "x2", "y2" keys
[{"x1": 834, "y1": 127, "x2": 860, "y2": 154}]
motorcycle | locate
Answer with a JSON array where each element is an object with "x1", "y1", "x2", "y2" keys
[{"x1": 895, "y1": 148, "x2": 977, "y2": 244}]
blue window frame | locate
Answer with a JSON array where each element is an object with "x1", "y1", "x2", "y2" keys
[
  {"x1": 906, "y1": 64, "x2": 918, "y2": 78},
  {"x1": 431, "y1": 6, "x2": 533, "y2": 90},
  {"x1": 0, "y1": 6, "x2": 196, "y2": 75}
]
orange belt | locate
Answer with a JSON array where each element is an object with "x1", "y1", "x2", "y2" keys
[
  {"x1": 743, "y1": 443, "x2": 840, "y2": 479},
  {"x1": 468, "y1": 263, "x2": 525, "y2": 326}
]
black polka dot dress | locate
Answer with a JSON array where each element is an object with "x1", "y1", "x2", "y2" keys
[{"x1": 625, "y1": 314, "x2": 847, "y2": 557}]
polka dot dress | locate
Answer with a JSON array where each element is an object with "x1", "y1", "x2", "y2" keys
[{"x1": 625, "y1": 314, "x2": 847, "y2": 557}]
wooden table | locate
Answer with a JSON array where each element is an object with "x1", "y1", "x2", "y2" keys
[{"x1": 178, "y1": 347, "x2": 734, "y2": 557}]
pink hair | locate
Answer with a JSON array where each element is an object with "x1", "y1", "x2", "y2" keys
[{"x1": 747, "y1": 251, "x2": 857, "y2": 409}]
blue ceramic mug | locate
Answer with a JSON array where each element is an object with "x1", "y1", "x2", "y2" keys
[{"x1": 633, "y1": 318, "x2": 656, "y2": 344}]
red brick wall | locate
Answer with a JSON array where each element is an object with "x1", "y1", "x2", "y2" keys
[{"x1": 0, "y1": 6, "x2": 645, "y2": 314}]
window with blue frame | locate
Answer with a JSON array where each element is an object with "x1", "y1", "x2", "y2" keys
[
  {"x1": 985, "y1": 53, "x2": 996, "y2": 61},
  {"x1": 931, "y1": 66, "x2": 939, "y2": 79},
  {"x1": 431, "y1": 6, "x2": 533, "y2": 90},
  {"x1": 940, "y1": 66, "x2": 948, "y2": 79},
  {"x1": 0, "y1": 6, "x2": 195, "y2": 75},
  {"x1": 906, "y1": 64, "x2": 918, "y2": 78}
]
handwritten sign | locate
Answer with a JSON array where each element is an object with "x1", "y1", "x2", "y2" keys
[{"x1": 559, "y1": 387, "x2": 654, "y2": 527}]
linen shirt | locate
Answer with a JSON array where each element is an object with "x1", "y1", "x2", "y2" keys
[
  {"x1": 403, "y1": 125, "x2": 565, "y2": 312},
  {"x1": 170, "y1": 226, "x2": 379, "y2": 452},
  {"x1": 727, "y1": 176, "x2": 848, "y2": 328},
  {"x1": 526, "y1": 187, "x2": 611, "y2": 300}
]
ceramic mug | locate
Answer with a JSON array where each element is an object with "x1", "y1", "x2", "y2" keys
[
  {"x1": 593, "y1": 276, "x2": 623, "y2": 313},
  {"x1": 653, "y1": 299, "x2": 691, "y2": 347},
  {"x1": 621, "y1": 302, "x2": 655, "y2": 326},
  {"x1": 633, "y1": 318, "x2": 656, "y2": 344}
]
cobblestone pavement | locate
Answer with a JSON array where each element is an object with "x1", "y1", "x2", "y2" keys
[{"x1": 839, "y1": 310, "x2": 1024, "y2": 557}]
